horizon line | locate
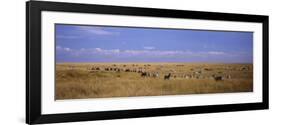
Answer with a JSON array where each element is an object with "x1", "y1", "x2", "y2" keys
[{"x1": 56, "y1": 62, "x2": 253, "y2": 64}]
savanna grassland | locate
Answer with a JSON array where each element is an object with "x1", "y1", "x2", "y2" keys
[{"x1": 55, "y1": 63, "x2": 253, "y2": 100}]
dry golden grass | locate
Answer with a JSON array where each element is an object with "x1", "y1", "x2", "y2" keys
[{"x1": 55, "y1": 63, "x2": 253, "y2": 100}]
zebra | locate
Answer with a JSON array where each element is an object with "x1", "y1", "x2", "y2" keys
[
  {"x1": 152, "y1": 72, "x2": 159, "y2": 78},
  {"x1": 164, "y1": 73, "x2": 171, "y2": 80},
  {"x1": 212, "y1": 75, "x2": 223, "y2": 81},
  {"x1": 141, "y1": 72, "x2": 148, "y2": 77}
]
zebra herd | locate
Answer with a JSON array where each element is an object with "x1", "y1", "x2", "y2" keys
[
  {"x1": 87, "y1": 64, "x2": 233, "y2": 81},
  {"x1": 140, "y1": 72, "x2": 159, "y2": 78}
]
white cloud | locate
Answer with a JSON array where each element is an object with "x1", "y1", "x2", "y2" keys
[
  {"x1": 207, "y1": 51, "x2": 225, "y2": 55},
  {"x1": 56, "y1": 46, "x2": 72, "y2": 52},
  {"x1": 76, "y1": 26, "x2": 119, "y2": 36},
  {"x1": 64, "y1": 48, "x2": 71, "y2": 52},
  {"x1": 123, "y1": 50, "x2": 192, "y2": 56},
  {"x1": 124, "y1": 50, "x2": 149, "y2": 55},
  {"x1": 93, "y1": 48, "x2": 120, "y2": 54},
  {"x1": 57, "y1": 46, "x2": 232, "y2": 59},
  {"x1": 95, "y1": 48, "x2": 102, "y2": 52},
  {"x1": 111, "y1": 49, "x2": 120, "y2": 53},
  {"x1": 143, "y1": 46, "x2": 155, "y2": 50}
]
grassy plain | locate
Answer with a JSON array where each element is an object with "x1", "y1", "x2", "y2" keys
[{"x1": 55, "y1": 63, "x2": 253, "y2": 100}]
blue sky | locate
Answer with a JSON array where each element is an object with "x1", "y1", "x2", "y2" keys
[{"x1": 56, "y1": 24, "x2": 253, "y2": 63}]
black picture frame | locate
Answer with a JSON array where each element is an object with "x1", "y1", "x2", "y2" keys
[{"x1": 26, "y1": 1, "x2": 269, "y2": 124}]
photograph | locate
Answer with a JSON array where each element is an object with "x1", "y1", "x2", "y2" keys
[
  {"x1": 26, "y1": 1, "x2": 268, "y2": 124},
  {"x1": 55, "y1": 24, "x2": 253, "y2": 100}
]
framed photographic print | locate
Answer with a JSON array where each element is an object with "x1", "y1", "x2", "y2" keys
[{"x1": 26, "y1": 1, "x2": 269, "y2": 124}]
